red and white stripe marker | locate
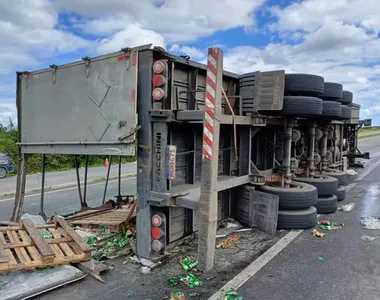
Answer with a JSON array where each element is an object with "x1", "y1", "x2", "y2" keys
[{"x1": 202, "y1": 48, "x2": 218, "y2": 160}]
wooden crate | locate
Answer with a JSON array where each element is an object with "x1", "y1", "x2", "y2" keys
[
  {"x1": 0, "y1": 217, "x2": 91, "y2": 272},
  {"x1": 69, "y1": 209, "x2": 135, "y2": 233}
]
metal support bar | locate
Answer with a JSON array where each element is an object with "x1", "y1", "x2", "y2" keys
[
  {"x1": 198, "y1": 47, "x2": 223, "y2": 271},
  {"x1": 39, "y1": 154, "x2": 47, "y2": 220},
  {"x1": 102, "y1": 156, "x2": 113, "y2": 204},
  {"x1": 282, "y1": 119, "x2": 293, "y2": 187},
  {"x1": 11, "y1": 153, "x2": 28, "y2": 222},
  {"x1": 83, "y1": 155, "x2": 89, "y2": 208},
  {"x1": 17, "y1": 141, "x2": 133, "y2": 146},
  {"x1": 118, "y1": 155, "x2": 122, "y2": 197},
  {"x1": 74, "y1": 155, "x2": 84, "y2": 206},
  {"x1": 175, "y1": 175, "x2": 252, "y2": 210},
  {"x1": 308, "y1": 122, "x2": 316, "y2": 177},
  {"x1": 321, "y1": 126, "x2": 328, "y2": 169}
]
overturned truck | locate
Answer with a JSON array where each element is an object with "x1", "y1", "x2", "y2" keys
[{"x1": 12, "y1": 44, "x2": 370, "y2": 264}]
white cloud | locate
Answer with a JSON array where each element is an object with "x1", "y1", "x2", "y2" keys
[
  {"x1": 0, "y1": 1, "x2": 90, "y2": 73},
  {"x1": 0, "y1": 101, "x2": 16, "y2": 125},
  {"x1": 57, "y1": 0, "x2": 266, "y2": 42},
  {"x1": 97, "y1": 24, "x2": 165, "y2": 54},
  {"x1": 169, "y1": 44, "x2": 205, "y2": 60}
]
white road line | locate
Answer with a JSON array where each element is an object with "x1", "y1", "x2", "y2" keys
[
  {"x1": 0, "y1": 177, "x2": 136, "y2": 203},
  {"x1": 209, "y1": 157, "x2": 380, "y2": 300}
]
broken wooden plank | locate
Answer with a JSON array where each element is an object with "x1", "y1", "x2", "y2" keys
[
  {"x1": 56, "y1": 217, "x2": 92, "y2": 254},
  {"x1": 0, "y1": 224, "x2": 55, "y2": 231},
  {"x1": 0, "y1": 221, "x2": 19, "y2": 226},
  {"x1": 0, "y1": 231, "x2": 9, "y2": 270},
  {"x1": 21, "y1": 219, "x2": 55, "y2": 263}
]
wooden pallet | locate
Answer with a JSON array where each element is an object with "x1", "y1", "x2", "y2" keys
[
  {"x1": 0, "y1": 217, "x2": 91, "y2": 272},
  {"x1": 69, "y1": 208, "x2": 136, "y2": 233}
]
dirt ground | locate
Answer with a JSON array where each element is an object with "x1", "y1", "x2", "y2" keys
[{"x1": 35, "y1": 227, "x2": 287, "y2": 300}]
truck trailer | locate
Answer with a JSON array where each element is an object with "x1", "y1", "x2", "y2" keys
[{"x1": 11, "y1": 44, "x2": 370, "y2": 268}]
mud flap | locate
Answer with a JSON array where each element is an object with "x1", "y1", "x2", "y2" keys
[
  {"x1": 236, "y1": 186, "x2": 279, "y2": 235},
  {"x1": 250, "y1": 191, "x2": 279, "y2": 235}
]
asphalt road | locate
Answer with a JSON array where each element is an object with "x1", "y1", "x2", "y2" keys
[
  {"x1": 237, "y1": 157, "x2": 380, "y2": 300},
  {"x1": 0, "y1": 162, "x2": 137, "y2": 196},
  {"x1": 0, "y1": 177, "x2": 137, "y2": 221},
  {"x1": 358, "y1": 135, "x2": 380, "y2": 157}
]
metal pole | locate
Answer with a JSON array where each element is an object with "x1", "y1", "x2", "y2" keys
[
  {"x1": 102, "y1": 155, "x2": 113, "y2": 204},
  {"x1": 83, "y1": 155, "x2": 89, "y2": 207},
  {"x1": 198, "y1": 47, "x2": 223, "y2": 271},
  {"x1": 282, "y1": 119, "x2": 293, "y2": 187},
  {"x1": 118, "y1": 155, "x2": 122, "y2": 196},
  {"x1": 11, "y1": 153, "x2": 28, "y2": 222},
  {"x1": 74, "y1": 155, "x2": 83, "y2": 205},
  {"x1": 308, "y1": 122, "x2": 316, "y2": 177},
  {"x1": 39, "y1": 154, "x2": 47, "y2": 219}
]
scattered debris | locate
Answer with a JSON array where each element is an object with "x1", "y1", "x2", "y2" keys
[
  {"x1": 312, "y1": 229, "x2": 325, "y2": 238},
  {"x1": 216, "y1": 228, "x2": 251, "y2": 238},
  {"x1": 338, "y1": 203, "x2": 355, "y2": 212},
  {"x1": 180, "y1": 256, "x2": 198, "y2": 271},
  {"x1": 140, "y1": 266, "x2": 151, "y2": 274},
  {"x1": 169, "y1": 277, "x2": 181, "y2": 287},
  {"x1": 20, "y1": 213, "x2": 46, "y2": 225},
  {"x1": 361, "y1": 217, "x2": 380, "y2": 229},
  {"x1": 126, "y1": 291, "x2": 134, "y2": 297},
  {"x1": 360, "y1": 235, "x2": 377, "y2": 241},
  {"x1": 355, "y1": 190, "x2": 367, "y2": 198},
  {"x1": 218, "y1": 218, "x2": 241, "y2": 229},
  {"x1": 317, "y1": 220, "x2": 343, "y2": 231},
  {"x1": 180, "y1": 273, "x2": 203, "y2": 288},
  {"x1": 35, "y1": 266, "x2": 53, "y2": 272},
  {"x1": 223, "y1": 289, "x2": 243, "y2": 300},
  {"x1": 317, "y1": 256, "x2": 324, "y2": 262},
  {"x1": 77, "y1": 259, "x2": 111, "y2": 283},
  {"x1": 86, "y1": 225, "x2": 131, "y2": 261},
  {"x1": 347, "y1": 169, "x2": 357, "y2": 176},
  {"x1": 205, "y1": 276, "x2": 214, "y2": 281},
  {"x1": 216, "y1": 235, "x2": 241, "y2": 249},
  {"x1": 189, "y1": 292, "x2": 200, "y2": 297},
  {"x1": 69, "y1": 200, "x2": 137, "y2": 233},
  {"x1": 170, "y1": 291, "x2": 186, "y2": 300}
]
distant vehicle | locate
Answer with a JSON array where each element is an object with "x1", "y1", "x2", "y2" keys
[{"x1": 0, "y1": 153, "x2": 14, "y2": 179}]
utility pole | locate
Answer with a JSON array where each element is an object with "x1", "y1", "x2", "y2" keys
[{"x1": 197, "y1": 47, "x2": 223, "y2": 271}]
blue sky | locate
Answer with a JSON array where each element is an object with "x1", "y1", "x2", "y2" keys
[{"x1": 1, "y1": 0, "x2": 380, "y2": 124}]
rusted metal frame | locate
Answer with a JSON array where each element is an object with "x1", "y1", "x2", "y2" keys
[{"x1": 39, "y1": 154, "x2": 47, "y2": 220}]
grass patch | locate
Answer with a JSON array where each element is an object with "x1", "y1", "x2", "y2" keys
[{"x1": 358, "y1": 132, "x2": 380, "y2": 139}]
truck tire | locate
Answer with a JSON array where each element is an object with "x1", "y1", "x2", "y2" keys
[
  {"x1": 335, "y1": 186, "x2": 346, "y2": 202},
  {"x1": 321, "y1": 82, "x2": 343, "y2": 100},
  {"x1": 339, "y1": 90, "x2": 353, "y2": 105},
  {"x1": 322, "y1": 101, "x2": 342, "y2": 118},
  {"x1": 322, "y1": 170, "x2": 348, "y2": 186},
  {"x1": 340, "y1": 105, "x2": 351, "y2": 119},
  {"x1": 259, "y1": 96, "x2": 323, "y2": 117},
  {"x1": 259, "y1": 182, "x2": 318, "y2": 209},
  {"x1": 294, "y1": 175, "x2": 338, "y2": 196},
  {"x1": 284, "y1": 74, "x2": 324, "y2": 96},
  {"x1": 315, "y1": 195, "x2": 338, "y2": 214},
  {"x1": 0, "y1": 167, "x2": 7, "y2": 179},
  {"x1": 277, "y1": 206, "x2": 317, "y2": 229}
]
